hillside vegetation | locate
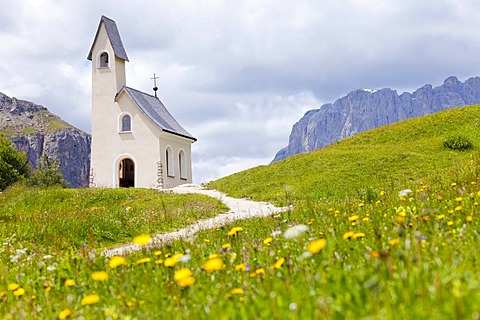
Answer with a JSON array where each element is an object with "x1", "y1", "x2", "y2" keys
[
  {"x1": 2, "y1": 105, "x2": 480, "y2": 318},
  {"x1": 210, "y1": 105, "x2": 480, "y2": 204}
]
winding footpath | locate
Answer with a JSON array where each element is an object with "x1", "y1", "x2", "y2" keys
[{"x1": 102, "y1": 184, "x2": 290, "y2": 257}]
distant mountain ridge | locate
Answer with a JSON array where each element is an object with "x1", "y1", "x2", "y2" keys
[
  {"x1": 0, "y1": 91, "x2": 91, "y2": 187},
  {"x1": 273, "y1": 76, "x2": 480, "y2": 162}
]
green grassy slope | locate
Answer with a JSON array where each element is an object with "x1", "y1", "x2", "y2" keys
[{"x1": 209, "y1": 105, "x2": 480, "y2": 205}]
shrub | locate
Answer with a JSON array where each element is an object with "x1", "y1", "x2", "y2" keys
[
  {"x1": 28, "y1": 155, "x2": 67, "y2": 188},
  {"x1": 0, "y1": 134, "x2": 29, "y2": 190},
  {"x1": 443, "y1": 135, "x2": 473, "y2": 151}
]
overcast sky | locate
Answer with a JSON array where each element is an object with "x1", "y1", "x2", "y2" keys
[{"x1": 1, "y1": 0, "x2": 480, "y2": 183}]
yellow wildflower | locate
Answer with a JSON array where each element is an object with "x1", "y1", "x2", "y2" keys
[
  {"x1": 136, "y1": 258, "x2": 151, "y2": 265},
  {"x1": 235, "y1": 264, "x2": 246, "y2": 271},
  {"x1": 81, "y1": 294, "x2": 100, "y2": 305},
  {"x1": 451, "y1": 182, "x2": 457, "y2": 187},
  {"x1": 133, "y1": 234, "x2": 151, "y2": 246},
  {"x1": 352, "y1": 232, "x2": 365, "y2": 239},
  {"x1": 228, "y1": 227, "x2": 243, "y2": 236},
  {"x1": 203, "y1": 257, "x2": 224, "y2": 272},
  {"x1": 13, "y1": 288, "x2": 25, "y2": 297},
  {"x1": 447, "y1": 221, "x2": 454, "y2": 226},
  {"x1": 380, "y1": 191, "x2": 386, "y2": 196},
  {"x1": 0, "y1": 291, "x2": 7, "y2": 297},
  {"x1": 155, "y1": 259, "x2": 164, "y2": 265},
  {"x1": 255, "y1": 268, "x2": 265, "y2": 275},
  {"x1": 230, "y1": 288, "x2": 244, "y2": 295},
  {"x1": 307, "y1": 239, "x2": 327, "y2": 254},
  {"x1": 456, "y1": 197, "x2": 463, "y2": 202},
  {"x1": 109, "y1": 256, "x2": 127, "y2": 268},
  {"x1": 343, "y1": 231, "x2": 354, "y2": 240},
  {"x1": 358, "y1": 202, "x2": 365, "y2": 207},
  {"x1": 208, "y1": 253, "x2": 219, "y2": 259},
  {"x1": 64, "y1": 279, "x2": 75, "y2": 287},
  {"x1": 455, "y1": 206, "x2": 462, "y2": 212},
  {"x1": 8, "y1": 283, "x2": 19, "y2": 291},
  {"x1": 222, "y1": 243, "x2": 231, "y2": 249},
  {"x1": 91, "y1": 271, "x2": 108, "y2": 282},
  {"x1": 58, "y1": 308, "x2": 71, "y2": 319},
  {"x1": 154, "y1": 250, "x2": 162, "y2": 256},
  {"x1": 437, "y1": 214, "x2": 445, "y2": 220},
  {"x1": 174, "y1": 268, "x2": 195, "y2": 288},
  {"x1": 389, "y1": 239, "x2": 400, "y2": 246},
  {"x1": 370, "y1": 251, "x2": 380, "y2": 258},
  {"x1": 348, "y1": 215, "x2": 360, "y2": 222},
  {"x1": 263, "y1": 237, "x2": 273, "y2": 245},
  {"x1": 467, "y1": 215, "x2": 473, "y2": 222},
  {"x1": 271, "y1": 257, "x2": 285, "y2": 269},
  {"x1": 164, "y1": 257, "x2": 178, "y2": 267}
]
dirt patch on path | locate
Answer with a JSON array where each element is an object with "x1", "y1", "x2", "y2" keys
[{"x1": 103, "y1": 184, "x2": 290, "y2": 257}]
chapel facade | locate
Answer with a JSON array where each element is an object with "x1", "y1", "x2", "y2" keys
[{"x1": 87, "y1": 16, "x2": 196, "y2": 189}]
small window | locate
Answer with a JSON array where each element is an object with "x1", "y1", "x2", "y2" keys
[
  {"x1": 99, "y1": 52, "x2": 109, "y2": 68},
  {"x1": 166, "y1": 146, "x2": 174, "y2": 177},
  {"x1": 121, "y1": 115, "x2": 131, "y2": 132},
  {"x1": 179, "y1": 149, "x2": 187, "y2": 180}
]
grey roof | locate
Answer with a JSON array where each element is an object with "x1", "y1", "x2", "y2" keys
[
  {"x1": 117, "y1": 87, "x2": 196, "y2": 141},
  {"x1": 87, "y1": 16, "x2": 129, "y2": 61}
]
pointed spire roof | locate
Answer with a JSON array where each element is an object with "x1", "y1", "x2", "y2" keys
[{"x1": 87, "y1": 16, "x2": 129, "y2": 61}]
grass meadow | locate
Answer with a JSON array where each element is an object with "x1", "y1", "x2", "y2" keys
[{"x1": 2, "y1": 105, "x2": 480, "y2": 319}]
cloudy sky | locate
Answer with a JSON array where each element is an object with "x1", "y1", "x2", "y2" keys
[{"x1": 1, "y1": 0, "x2": 480, "y2": 183}]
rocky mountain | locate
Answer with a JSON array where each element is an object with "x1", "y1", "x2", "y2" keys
[
  {"x1": 273, "y1": 76, "x2": 480, "y2": 162},
  {"x1": 0, "y1": 92, "x2": 91, "y2": 187}
]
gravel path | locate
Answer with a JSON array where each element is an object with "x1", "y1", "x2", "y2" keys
[{"x1": 102, "y1": 184, "x2": 290, "y2": 257}]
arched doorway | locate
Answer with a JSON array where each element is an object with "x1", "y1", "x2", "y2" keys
[{"x1": 118, "y1": 158, "x2": 134, "y2": 187}]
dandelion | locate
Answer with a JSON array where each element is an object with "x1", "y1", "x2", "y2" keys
[
  {"x1": 221, "y1": 243, "x2": 231, "y2": 249},
  {"x1": 58, "y1": 308, "x2": 71, "y2": 319},
  {"x1": 154, "y1": 250, "x2": 162, "y2": 256},
  {"x1": 109, "y1": 256, "x2": 127, "y2": 268},
  {"x1": 451, "y1": 182, "x2": 457, "y2": 187},
  {"x1": 13, "y1": 288, "x2": 25, "y2": 297},
  {"x1": 271, "y1": 257, "x2": 285, "y2": 269},
  {"x1": 467, "y1": 215, "x2": 473, "y2": 222},
  {"x1": 263, "y1": 237, "x2": 273, "y2": 245},
  {"x1": 343, "y1": 231, "x2": 354, "y2": 240},
  {"x1": 8, "y1": 283, "x2": 19, "y2": 291},
  {"x1": 228, "y1": 227, "x2": 243, "y2": 236},
  {"x1": 235, "y1": 264, "x2": 247, "y2": 271},
  {"x1": 398, "y1": 189, "x2": 412, "y2": 197},
  {"x1": 437, "y1": 214, "x2": 445, "y2": 220},
  {"x1": 208, "y1": 253, "x2": 219, "y2": 259},
  {"x1": 133, "y1": 234, "x2": 151, "y2": 246},
  {"x1": 174, "y1": 268, "x2": 195, "y2": 288},
  {"x1": 91, "y1": 271, "x2": 108, "y2": 282},
  {"x1": 389, "y1": 239, "x2": 400, "y2": 246},
  {"x1": 348, "y1": 215, "x2": 359, "y2": 222},
  {"x1": 455, "y1": 206, "x2": 462, "y2": 212},
  {"x1": 380, "y1": 191, "x2": 386, "y2": 196},
  {"x1": 358, "y1": 202, "x2": 365, "y2": 207},
  {"x1": 307, "y1": 218, "x2": 314, "y2": 225},
  {"x1": 447, "y1": 221, "x2": 454, "y2": 226},
  {"x1": 352, "y1": 232, "x2": 365, "y2": 239},
  {"x1": 136, "y1": 258, "x2": 151, "y2": 265},
  {"x1": 230, "y1": 288, "x2": 244, "y2": 295},
  {"x1": 164, "y1": 257, "x2": 177, "y2": 267},
  {"x1": 284, "y1": 224, "x2": 309, "y2": 239},
  {"x1": 456, "y1": 197, "x2": 463, "y2": 202},
  {"x1": 203, "y1": 257, "x2": 224, "y2": 272},
  {"x1": 81, "y1": 294, "x2": 100, "y2": 305},
  {"x1": 255, "y1": 268, "x2": 265, "y2": 275},
  {"x1": 0, "y1": 291, "x2": 7, "y2": 297},
  {"x1": 370, "y1": 251, "x2": 380, "y2": 258},
  {"x1": 307, "y1": 239, "x2": 327, "y2": 253},
  {"x1": 65, "y1": 279, "x2": 75, "y2": 287}
]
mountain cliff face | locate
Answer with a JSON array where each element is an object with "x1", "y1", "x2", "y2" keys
[
  {"x1": 0, "y1": 92, "x2": 91, "y2": 187},
  {"x1": 273, "y1": 76, "x2": 480, "y2": 162}
]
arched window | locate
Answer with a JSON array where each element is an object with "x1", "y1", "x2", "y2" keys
[
  {"x1": 121, "y1": 114, "x2": 131, "y2": 132},
  {"x1": 166, "y1": 146, "x2": 174, "y2": 177},
  {"x1": 179, "y1": 149, "x2": 187, "y2": 180},
  {"x1": 99, "y1": 51, "x2": 109, "y2": 68}
]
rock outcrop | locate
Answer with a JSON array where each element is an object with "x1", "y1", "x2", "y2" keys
[
  {"x1": 0, "y1": 91, "x2": 91, "y2": 187},
  {"x1": 273, "y1": 76, "x2": 480, "y2": 162}
]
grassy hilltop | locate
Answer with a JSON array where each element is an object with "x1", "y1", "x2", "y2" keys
[{"x1": 2, "y1": 105, "x2": 480, "y2": 318}]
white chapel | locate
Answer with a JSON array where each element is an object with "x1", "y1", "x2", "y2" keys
[{"x1": 87, "y1": 16, "x2": 196, "y2": 189}]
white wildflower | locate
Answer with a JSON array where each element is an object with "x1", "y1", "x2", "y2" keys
[
  {"x1": 398, "y1": 189, "x2": 412, "y2": 197},
  {"x1": 284, "y1": 224, "x2": 309, "y2": 239}
]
